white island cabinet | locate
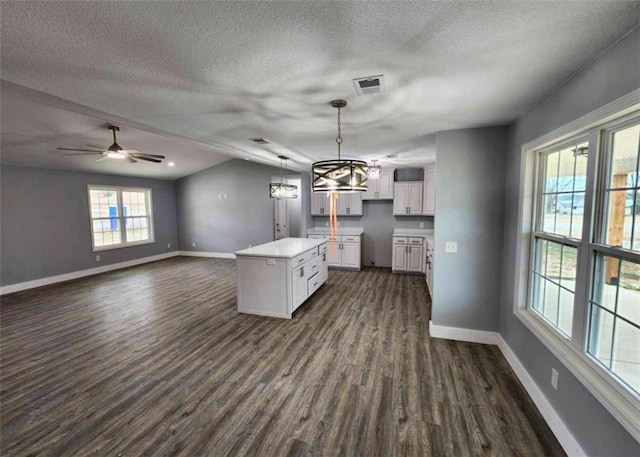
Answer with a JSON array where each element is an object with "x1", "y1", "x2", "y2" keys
[{"x1": 235, "y1": 238, "x2": 329, "y2": 319}]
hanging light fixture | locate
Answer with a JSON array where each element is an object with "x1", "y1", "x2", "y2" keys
[
  {"x1": 311, "y1": 100, "x2": 368, "y2": 192},
  {"x1": 368, "y1": 159, "x2": 381, "y2": 179},
  {"x1": 269, "y1": 155, "x2": 298, "y2": 199}
]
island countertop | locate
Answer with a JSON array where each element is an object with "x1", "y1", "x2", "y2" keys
[{"x1": 235, "y1": 237, "x2": 327, "y2": 259}]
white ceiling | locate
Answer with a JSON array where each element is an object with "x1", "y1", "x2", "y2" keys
[{"x1": 1, "y1": 2, "x2": 638, "y2": 179}]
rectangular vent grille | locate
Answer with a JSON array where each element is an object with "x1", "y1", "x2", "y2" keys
[{"x1": 353, "y1": 75, "x2": 385, "y2": 96}]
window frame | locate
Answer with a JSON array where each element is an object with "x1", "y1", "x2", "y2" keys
[
  {"x1": 87, "y1": 185, "x2": 155, "y2": 252},
  {"x1": 513, "y1": 90, "x2": 640, "y2": 442}
]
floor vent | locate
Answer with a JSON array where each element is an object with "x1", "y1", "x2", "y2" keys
[{"x1": 353, "y1": 75, "x2": 385, "y2": 96}]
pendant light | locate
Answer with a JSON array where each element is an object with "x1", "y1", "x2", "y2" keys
[
  {"x1": 311, "y1": 100, "x2": 368, "y2": 192},
  {"x1": 368, "y1": 159, "x2": 381, "y2": 179},
  {"x1": 269, "y1": 155, "x2": 298, "y2": 199}
]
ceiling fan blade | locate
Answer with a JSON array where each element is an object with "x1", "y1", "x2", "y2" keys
[
  {"x1": 127, "y1": 156, "x2": 138, "y2": 163},
  {"x1": 86, "y1": 144, "x2": 107, "y2": 150},
  {"x1": 95, "y1": 155, "x2": 108, "y2": 162},
  {"x1": 58, "y1": 147, "x2": 104, "y2": 152},
  {"x1": 63, "y1": 152, "x2": 104, "y2": 156},
  {"x1": 129, "y1": 152, "x2": 166, "y2": 159},
  {"x1": 133, "y1": 156, "x2": 162, "y2": 163}
]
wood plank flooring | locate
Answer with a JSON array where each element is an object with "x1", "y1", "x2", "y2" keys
[{"x1": 0, "y1": 257, "x2": 565, "y2": 456}]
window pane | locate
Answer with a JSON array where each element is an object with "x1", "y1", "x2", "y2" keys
[
  {"x1": 541, "y1": 195, "x2": 558, "y2": 233},
  {"x1": 558, "y1": 288, "x2": 574, "y2": 337},
  {"x1": 617, "y1": 259, "x2": 640, "y2": 327},
  {"x1": 544, "y1": 151, "x2": 559, "y2": 193},
  {"x1": 532, "y1": 273, "x2": 545, "y2": 313},
  {"x1": 611, "y1": 318, "x2": 640, "y2": 394},
  {"x1": 591, "y1": 253, "x2": 619, "y2": 312},
  {"x1": 609, "y1": 124, "x2": 639, "y2": 183},
  {"x1": 569, "y1": 192, "x2": 585, "y2": 239},
  {"x1": 588, "y1": 305, "x2": 614, "y2": 367},
  {"x1": 560, "y1": 245, "x2": 577, "y2": 291},
  {"x1": 533, "y1": 238, "x2": 548, "y2": 275},
  {"x1": 605, "y1": 190, "x2": 635, "y2": 250},
  {"x1": 543, "y1": 280, "x2": 560, "y2": 327},
  {"x1": 546, "y1": 241, "x2": 561, "y2": 280}
]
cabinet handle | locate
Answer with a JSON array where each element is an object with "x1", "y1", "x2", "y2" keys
[
  {"x1": 320, "y1": 207, "x2": 324, "y2": 214},
  {"x1": 312, "y1": 264, "x2": 317, "y2": 269},
  {"x1": 375, "y1": 191, "x2": 379, "y2": 199},
  {"x1": 322, "y1": 253, "x2": 326, "y2": 261},
  {"x1": 300, "y1": 267, "x2": 304, "y2": 277},
  {"x1": 347, "y1": 207, "x2": 350, "y2": 215}
]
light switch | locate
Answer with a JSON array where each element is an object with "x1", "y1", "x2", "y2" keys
[{"x1": 445, "y1": 241, "x2": 458, "y2": 253}]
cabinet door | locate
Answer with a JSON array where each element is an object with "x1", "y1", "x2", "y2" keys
[
  {"x1": 348, "y1": 193, "x2": 363, "y2": 215},
  {"x1": 292, "y1": 264, "x2": 308, "y2": 310},
  {"x1": 378, "y1": 171, "x2": 394, "y2": 199},
  {"x1": 326, "y1": 241, "x2": 342, "y2": 267},
  {"x1": 393, "y1": 244, "x2": 407, "y2": 271},
  {"x1": 336, "y1": 193, "x2": 349, "y2": 215},
  {"x1": 311, "y1": 192, "x2": 326, "y2": 215},
  {"x1": 408, "y1": 182, "x2": 423, "y2": 214},
  {"x1": 341, "y1": 242, "x2": 360, "y2": 268},
  {"x1": 407, "y1": 245, "x2": 424, "y2": 272},
  {"x1": 363, "y1": 179, "x2": 377, "y2": 200},
  {"x1": 423, "y1": 166, "x2": 435, "y2": 215},
  {"x1": 319, "y1": 250, "x2": 329, "y2": 283},
  {"x1": 393, "y1": 183, "x2": 408, "y2": 214}
]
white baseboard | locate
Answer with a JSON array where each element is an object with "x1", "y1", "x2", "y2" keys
[
  {"x1": 0, "y1": 251, "x2": 179, "y2": 295},
  {"x1": 497, "y1": 336, "x2": 586, "y2": 457},
  {"x1": 429, "y1": 321, "x2": 499, "y2": 345},
  {"x1": 178, "y1": 251, "x2": 236, "y2": 259}
]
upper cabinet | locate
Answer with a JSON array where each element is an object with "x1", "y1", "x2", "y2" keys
[
  {"x1": 311, "y1": 191, "x2": 363, "y2": 216},
  {"x1": 393, "y1": 181, "x2": 423, "y2": 215},
  {"x1": 363, "y1": 169, "x2": 394, "y2": 200},
  {"x1": 423, "y1": 165, "x2": 435, "y2": 216}
]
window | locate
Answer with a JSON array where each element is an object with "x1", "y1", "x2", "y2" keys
[
  {"x1": 522, "y1": 107, "x2": 640, "y2": 440},
  {"x1": 88, "y1": 186, "x2": 154, "y2": 251}
]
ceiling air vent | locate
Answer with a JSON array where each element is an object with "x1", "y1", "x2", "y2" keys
[
  {"x1": 353, "y1": 75, "x2": 385, "y2": 96},
  {"x1": 250, "y1": 138, "x2": 270, "y2": 144}
]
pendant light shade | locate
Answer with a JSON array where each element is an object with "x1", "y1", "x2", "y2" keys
[
  {"x1": 368, "y1": 159, "x2": 381, "y2": 179},
  {"x1": 312, "y1": 100, "x2": 368, "y2": 193},
  {"x1": 270, "y1": 156, "x2": 298, "y2": 199}
]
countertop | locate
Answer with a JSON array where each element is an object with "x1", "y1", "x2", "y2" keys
[
  {"x1": 235, "y1": 237, "x2": 326, "y2": 259},
  {"x1": 307, "y1": 227, "x2": 365, "y2": 235}
]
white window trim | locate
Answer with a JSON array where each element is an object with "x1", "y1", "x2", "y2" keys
[
  {"x1": 87, "y1": 185, "x2": 155, "y2": 252},
  {"x1": 513, "y1": 88, "x2": 640, "y2": 442}
]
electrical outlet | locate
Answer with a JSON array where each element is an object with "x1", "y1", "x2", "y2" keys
[
  {"x1": 95, "y1": 255, "x2": 100, "y2": 262},
  {"x1": 266, "y1": 259, "x2": 276, "y2": 266},
  {"x1": 551, "y1": 368, "x2": 559, "y2": 390},
  {"x1": 192, "y1": 242, "x2": 196, "y2": 248},
  {"x1": 167, "y1": 243, "x2": 171, "y2": 249},
  {"x1": 249, "y1": 244, "x2": 252, "y2": 248},
  {"x1": 419, "y1": 222, "x2": 425, "y2": 229},
  {"x1": 445, "y1": 241, "x2": 458, "y2": 253}
]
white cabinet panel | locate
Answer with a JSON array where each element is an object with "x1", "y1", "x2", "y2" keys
[
  {"x1": 363, "y1": 169, "x2": 394, "y2": 200},
  {"x1": 407, "y1": 245, "x2": 423, "y2": 272},
  {"x1": 341, "y1": 242, "x2": 360, "y2": 268},
  {"x1": 292, "y1": 264, "x2": 308, "y2": 311},
  {"x1": 393, "y1": 181, "x2": 423, "y2": 215},
  {"x1": 393, "y1": 244, "x2": 407, "y2": 270},
  {"x1": 326, "y1": 241, "x2": 342, "y2": 267},
  {"x1": 392, "y1": 236, "x2": 424, "y2": 275},
  {"x1": 311, "y1": 192, "x2": 327, "y2": 215},
  {"x1": 337, "y1": 193, "x2": 349, "y2": 215},
  {"x1": 423, "y1": 165, "x2": 435, "y2": 215},
  {"x1": 349, "y1": 193, "x2": 362, "y2": 215}
]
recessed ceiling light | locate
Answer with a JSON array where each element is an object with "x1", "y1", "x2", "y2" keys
[{"x1": 168, "y1": 162, "x2": 175, "y2": 167}]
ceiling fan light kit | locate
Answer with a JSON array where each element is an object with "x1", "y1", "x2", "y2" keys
[
  {"x1": 270, "y1": 155, "x2": 298, "y2": 199},
  {"x1": 311, "y1": 100, "x2": 368, "y2": 193},
  {"x1": 58, "y1": 125, "x2": 166, "y2": 164}
]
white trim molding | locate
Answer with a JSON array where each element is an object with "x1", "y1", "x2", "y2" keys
[
  {"x1": 0, "y1": 251, "x2": 179, "y2": 295},
  {"x1": 178, "y1": 251, "x2": 236, "y2": 259},
  {"x1": 497, "y1": 335, "x2": 587, "y2": 457},
  {"x1": 428, "y1": 321, "x2": 499, "y2": 345}
]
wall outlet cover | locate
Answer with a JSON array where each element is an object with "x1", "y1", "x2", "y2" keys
[
  {"x1": 551, "y1": 368, "x2": 559, "y2": 390},
  {"x1": 167, "y1": 243, "x2": 171, "y2": 249},
  {"x1": 192, "y1": 242, "x2": 196, "y2": 248},
  {"x1": 95, "y1": 255, "x2": 100, "y2": 262},
  {"x1": 445, "y1": 241, "x2": 458, "y2": 253},
  {"x1": 419, "y1": 222, "x2": 425, "y2": 228}
]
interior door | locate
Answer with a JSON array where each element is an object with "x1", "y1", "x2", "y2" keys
[{"x1": 274, "y1": 199, "x2": 289, "y2": 240}]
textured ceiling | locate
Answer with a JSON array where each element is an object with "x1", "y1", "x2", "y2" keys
[{"x1": 1, "y1": 1, "x2": 639, "y2": 178}]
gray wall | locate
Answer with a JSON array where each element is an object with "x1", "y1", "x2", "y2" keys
[
  {"x1": 432, "y1": 126, "x2": 508, "y2": 331},
  {"x1": 0, "y1": 165, "x2": 178, "y2": 286},
  {"x1": 176, "y1": 159, "x2": 300, "y2": 253},
  {"x1": 312, "y1": 204, "x2": 433, "y2": 268},
  {"x1": 499, "y1": 27, "x2": 640, "y2": 455}
]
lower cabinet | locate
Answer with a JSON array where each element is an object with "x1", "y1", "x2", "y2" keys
[
  {"x1": 308, "y1": 234, "x2": 362, "y2": 270},
  {"x1": 392, "y1": 236, "x2": 425, "y2": 274},
  {"x1": 291, "y1": 244, "x2": 330, "y2": 313}
]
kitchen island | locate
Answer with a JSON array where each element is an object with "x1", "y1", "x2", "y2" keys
[{"x1": 235, "y1": 238, "x2": 329, "y2": 319}]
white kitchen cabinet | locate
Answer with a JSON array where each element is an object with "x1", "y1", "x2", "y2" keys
[
  {"x1": 392, "y1": 236, "x2": 425, "y2": 274},
  {"x1": 363, "y1": 169, "x2": 394, "y2": 200},
  {"x1": 236, "y1": 238, "x2": 329, "y2": 319},
  {"x1": 423, "y1": 165, "x2": 435, "y2": 215},
  {"x1": 307, "y1": 234, "x2": 362, "y2": 270},
  {"x1": 311, "y1": 192, "x2": 362, "y2": 216},
  {"x1": 393, "y1": 182, "x2": 423, "y2": 215}
]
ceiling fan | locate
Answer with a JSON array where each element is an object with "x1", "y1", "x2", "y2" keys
[{"x1": 57, "y1": 125, "x2": 166, "y2": 163}]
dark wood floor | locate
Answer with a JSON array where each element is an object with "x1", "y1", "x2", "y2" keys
[{"x1": 0, "y1": 257, "x2": 564, "y2": 456}]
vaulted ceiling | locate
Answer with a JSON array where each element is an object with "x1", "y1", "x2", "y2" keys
[{"x1": 1, "y1": 2, "x2": 638, "y2": 179}]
